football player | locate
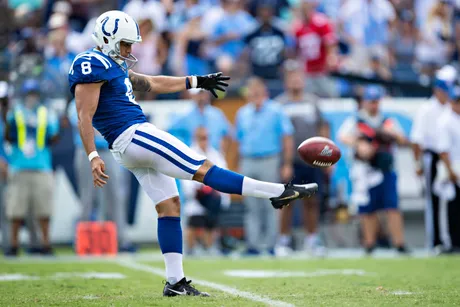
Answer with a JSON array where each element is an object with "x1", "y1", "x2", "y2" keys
[{"x1": 69, "y1": 10, "x2": 318, "y2": 297}]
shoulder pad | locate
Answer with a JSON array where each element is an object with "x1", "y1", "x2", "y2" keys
[{"x1": 68, "y1": 51, "x2": 118, "y2": 94}]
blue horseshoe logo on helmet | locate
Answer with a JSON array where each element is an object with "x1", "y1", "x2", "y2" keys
[{"x1": 101, "y1": 17, "x2": 120, "y2": 37}]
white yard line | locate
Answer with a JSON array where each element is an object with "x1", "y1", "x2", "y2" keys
[
  {"x1": 391, "y1": 291, "x2": 415, "y2": 295},
  {"x1": 116, "y1": 259, "x2": 295, "y2": 307},
  {"x1": 224, "y1": 269, "x2": 375, "y2": 278},
  {"x1": 0, "y1": 248, "x2": 434, "y2": 264},
  {"x1": 81, "y1": 295, "x2": 100, "y2": 300}
]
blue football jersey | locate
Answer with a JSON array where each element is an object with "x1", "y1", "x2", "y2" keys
[{"x1": 68, "y1": 49, "x2": 147, "y2": 147}]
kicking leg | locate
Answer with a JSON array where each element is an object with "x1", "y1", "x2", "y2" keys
[
  {"x1": 128, "y1": 124, "x2": 318, "y2": 210},
  {"x1": 194, "y1": 161, "x2": 318, "y2": 209}
]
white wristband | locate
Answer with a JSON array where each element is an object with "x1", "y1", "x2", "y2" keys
[
  {"x1": 191, "y1": 76, "x2": 198, "y2": 88},
  {"x1": 88, "y1": 151, "x2": 99, "y2": 162}
]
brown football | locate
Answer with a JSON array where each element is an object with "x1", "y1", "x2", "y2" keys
[{"x1": 297, "y1": 137, "x2": 341, "y2": 168}]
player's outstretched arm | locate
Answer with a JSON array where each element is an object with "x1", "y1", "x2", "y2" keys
[
  {"x1": 128, "y1": 70, "x2": 230, "y2": 98},
  {"x1": 75, "y1": 82, "x2": 109, "y2": 187}
]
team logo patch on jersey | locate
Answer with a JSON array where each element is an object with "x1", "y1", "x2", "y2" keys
[{"x1": 319, "y1": 145, "x2": 333, "y2": 157}]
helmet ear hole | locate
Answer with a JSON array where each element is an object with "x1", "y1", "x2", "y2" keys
[{"x1": 103, "y1": 37, "x2": 109, "y2": 44}]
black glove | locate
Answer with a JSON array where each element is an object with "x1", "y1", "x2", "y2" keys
[{"x1": 196, "y1": 72, "x2": 230, "y2": 98}]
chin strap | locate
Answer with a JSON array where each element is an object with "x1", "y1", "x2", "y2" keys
[{"x1": 108, "y1": 50, "x2": 138, "y2": 70}]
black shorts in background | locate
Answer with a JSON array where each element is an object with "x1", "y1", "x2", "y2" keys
[
  {"x1": 188, "y1": 215, "x2": 218, "y2": 230},
  {"x1": 291, "y1": 162, "x2": 324, "y2": 197}
]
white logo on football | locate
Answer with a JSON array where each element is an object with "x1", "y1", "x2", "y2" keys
[{"x1": 319, "y1": 145, "x2": 333, "y2": 157}]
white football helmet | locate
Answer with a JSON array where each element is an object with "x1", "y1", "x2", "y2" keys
[{"x1": 92, "y1": 10, "x2": 142, "y2": 69}]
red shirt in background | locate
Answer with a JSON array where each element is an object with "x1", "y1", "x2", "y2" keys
[{"x1": 294, "y1": 12, "x2": 336, "y2": 75}]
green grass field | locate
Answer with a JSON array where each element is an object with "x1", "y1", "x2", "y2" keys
[{"x1": 0, "y1": 253, "x2": 459, "y2": 306}]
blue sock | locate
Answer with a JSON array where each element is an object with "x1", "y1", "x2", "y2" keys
[
  {"x1": 203, "y1": 165, "x2": 244, "y2": 195},
  {"x1": 157, "y1": 217, "x2": 183, "y2": 254},
  {"x1": 158, "y1": 217, "x2": 184, "y2": 284}
]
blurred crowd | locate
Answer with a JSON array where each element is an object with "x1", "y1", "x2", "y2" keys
[
  {"x1": 4, "y1": 0, "x2": 460, "y2": 98},
  {"x1": 1, "y1": 0, "x2": 460, "y2": 257}
]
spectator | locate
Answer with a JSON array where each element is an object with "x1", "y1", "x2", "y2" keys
[
  {"x1": 8, "y1": 0, "x2": 43, "y2": 11},
  {"x1": 451, "y1": 15, "x2": 460, "y2": 66},
  {"x1": 123, "y1": 0, "x2": 167, "y2": 33},
  {"x1": 433, "y1": 84, "x2": 460, "y2": 254},
  {"x1": 274, "y1": 68, "x2": 330, "y2": 256},
  {"x1": 0, "y1": 81, "x2": 9, "y2": 254},
  {"x1": 131, "y1": 16, "x2": 168, "y2": 100},
  {"x1": 366, "y1": 50, "x2": 392, "y2": 80},
  {"x1": 67, "y1": 0, "x2": 118, "y2": 32},
  {"x1": 317, "y1": 0, "x2": 342, "y2": 21},
  {"x1": 168, "y1": 0, "x2": 200, "y2": 35},
  {"x1": 46, "y1": 13, "x2": 88, "y2": 55},
  {"x1": 294, "y1": 0, "x2": 338, "y2": 97},
  {"x1": 416, "y1": 0, "x2": 436, "y2": 28},
  {"x1": 43, "y1": 27, "x2": 76, "y2": 100},
  {"x1": 201, "y1": 0, "x2": 225, "y2": 36},
  {"x1": 338, "y1": 0, "x2": 396, "y2": 76},
  {"x1": 68, "y1": 100, "x2": 134, "y2": 252},
  {"x1": 242, "y1": 3, "x2": 290, "y2": 96},
  {"x1": 168, "y1": 89, "x2": 232, "y2": 154},
  {"x1": 235, "y1": 77, "x2": 294, "y2": 255},
  {"x1": 182, "y1": 127, "x2": 230, "y2": 255},
  {"x1": 338, "y1": 85, "x2": 409, "y2": 254},
  {"x1": 0, "y1": 1, "x2": 14, "y2": 79},
  {"x1": 173, "y1": 5, "x2": 210, "y2": 76},
  {"x1": 410, "y1": 65, "x2": 457, "y2": 250},
  {"x1": 389, "y1": 10, "x2": 417, "y2": 78},
  {"x1": 11, "y1": 27, "x2": 44, "y2": 88},
  {"x1": 41, "y1": 25, "x2": 79, "y2": 200},
  {"x1": 211, "y1": 0, "x2": 257, "y2": 77},
  {"x1": 4, "y1": 79, "x2": 59, "y2": 256},
  {"x1": 247, "y1": 0, "x2": 291, "y2": 20},
  {"x1": 415, "y1": 0, "x2": 453, "y2": 78}
]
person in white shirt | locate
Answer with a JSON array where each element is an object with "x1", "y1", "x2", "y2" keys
[
  {"x1": 411, "y1": 65, "x2": 457, "y2": 249},
  {"x1": 432, "y1": 85, "x2": 460, "y2": 253},
  {"x1": 181, "y1": 127, "x2": 230, "y2": 254}
]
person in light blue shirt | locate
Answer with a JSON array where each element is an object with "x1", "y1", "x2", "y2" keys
[
  {"x1": 212, "y1": 0, "x2": 257, "y2": 71},
  {"x1": 236, "y1": 89, "x2": 294, "y2": 159},
  {"x1": 68, "y1": 100, "x2": 133, "y2": 252},
  {"x1": 168, "y1": 89, "x2": 232, "y2": 154},
  {"x1": 235, "y1": 77, "x2": 294, "y2": 255},
  {"x1": 4, "y1": 79, "x2": 59, "y2": 256}
]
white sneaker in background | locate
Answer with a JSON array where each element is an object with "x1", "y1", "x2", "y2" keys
[
  {"x1": 274, "y1": 245, "x2": 293, "y2": 257},
  {"x1": 304, "y1": 234, "x2": 327, "y2": 257}
]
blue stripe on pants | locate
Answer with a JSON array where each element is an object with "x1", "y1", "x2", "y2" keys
[
  {"x1": 131, "y1": 138, "x2": 203, "y2": 175},
  {"x1": 134, "y1": 130, "x2": 204, "y2": 165}
]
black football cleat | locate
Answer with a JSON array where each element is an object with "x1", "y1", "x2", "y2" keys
[
  {"x1": 396, "y1": 245, "x2": 411, "y2": 255},
  {"x1": 270, "y1": 182, "x2": 318, "y2": 209},
  {"x1": 4, "y1": 247, "x2": 19, "y2": 257},
  {"x1": 163, "y1": 277, "x2": 210, "y2": 297},
  {"x1": 365, "y1": 246, "x2": 376, "y2": 255}
]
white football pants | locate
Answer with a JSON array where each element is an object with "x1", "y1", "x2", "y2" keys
[{"x1": 111, "y1": 123, "x2": 206, "y2": 205}]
